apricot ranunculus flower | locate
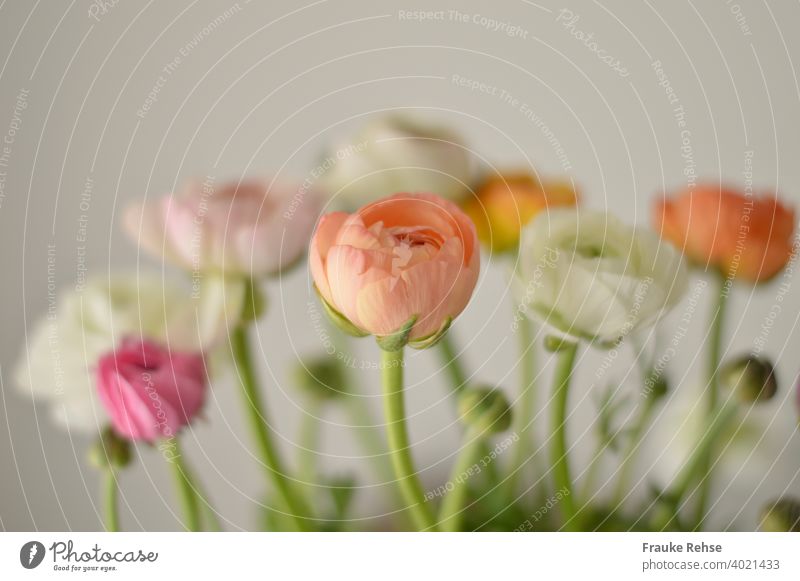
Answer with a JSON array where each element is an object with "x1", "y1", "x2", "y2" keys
[
  {"x1": 464, "y1": 172, "x2": 578, "y2": 252},
  {"x1": 654, "y1": 185, "x2": 796, "y2": 283},
  {"x1": 310, "y1": 192, "x2": 479, "y2": 348},
  {"x1": 124, "y1": 178, "x2": 322, "y2": 278},
  {"x1": 517, "y1": 209, "x2": 688, "y2": 344}
]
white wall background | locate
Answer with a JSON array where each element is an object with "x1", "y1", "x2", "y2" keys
[{"x1": 1, "y1": 0, "x2": 799, "y2": 531}]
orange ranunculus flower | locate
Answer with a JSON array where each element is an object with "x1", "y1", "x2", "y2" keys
[
  {"x1": 310, "y1": 192, "x2": 479, "y2": 347},
  {"x1": 654, "y1": 185, "x2": 796, "y2": 283},
  {"x1": 464, "y1": 172, "x2": 578, "y2": 252}
]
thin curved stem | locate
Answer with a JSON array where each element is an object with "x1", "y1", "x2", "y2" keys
[
  {"x1": 297, "y1": 398, "x2": 322, "y2": 509},
  {"x1": 438, "y1": 429, "x2": 484, "y2": 531},
  {"x1": 437, "y1": 333, "x2": 468, "y2": 393},
  {"x1": 550, "y1": 341, "x2": 580, "y2": 531},
  {"x1": 169, "y1": 443, "x2": 201, "y2": 532},
  {"x1": 612, "y1": 394, "x2": 657, "y2": 506},
  {"x1": 232, "y1": 324, "x2": 312, "y2": 531},
  {"x1": 506, "y1": 316, "x2": 539, "y2": 500},
  {"x1": 104, "y1": 470, "x2": 120, "y2": 532},
  {"x1": 182, "y1": 459, "x2": 223, "y2": 532},
  {"x1": 381, "y1": 348, "x2": 438, "y2": 531},
  {"x1": 654, "y1": 402, "x2": 738, "y2": 530},
  {"x1": 694, "y1": 274, "x2": 730, "y2": 528}
]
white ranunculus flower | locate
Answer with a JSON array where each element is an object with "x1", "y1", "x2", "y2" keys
[
  {"x1": 516, "y1": 209, "x2": 688, "y2": 344},
  {"x1": 14, "y1": 273, "x2": 244, "y2": 433},
  {"x1": 321, "y1": 114, "x2": 473, "y2": 207}
]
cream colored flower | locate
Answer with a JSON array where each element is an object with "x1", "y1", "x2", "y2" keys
[
  {"x1": 516, "y1": 209, "x2": 688, "y2": 344},
  {"x1": 321, "y1": 115, "x2": 473, "y2": 207}
]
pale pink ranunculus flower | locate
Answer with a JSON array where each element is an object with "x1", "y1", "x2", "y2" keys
[
  {"x1": 310, "y1": 192, "x2": 480, "y2": 342},
  {"x1": 124, "y1": 178, "x2": 322, "y2": 277},
  {"x1": 96, "y1": 338, "x2": 207, "y2": 442}
]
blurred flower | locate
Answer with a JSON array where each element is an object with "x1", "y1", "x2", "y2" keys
[
  {"x1": 310, "y1": 192, "x2": 479, "y2": 347},
  {"x1": 759, "y1": 498, "x2": 800, "y2": 531},
  {"x1": 464, "y1": 172, "x2": 578, "y2": 252},
  {"x1": 321, "y1": 115, "x2": 473, "y2": 208},
  {"x1": 124, "y1": 178, "x2": 322, "y2": 278},
  {"x1": 517, "y1": 209, "x2": 688, "y2": 344},
  {"x1": 458, "y1": 386, "x2": 512, "y2": 434},
  {"x1": 14, "y1": 273, "x2": 241, "y2": 433},
  {"x1": 96, "y1": 338, "x2": 207, "y2": 442},
  {"x1": 654, "y1": 185, "x2": 795, "y2": 283},
  {"x1": 293, "y1": 355, "x2": 348, "y2": 401},
  {"x1": 720, "y1": 355, "x2": 778, "y2": 403}
]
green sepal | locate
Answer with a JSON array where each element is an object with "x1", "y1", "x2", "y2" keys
[
  {"x1": 314, "y1": 285, "x2": 368, "y2": 338},
  {"x1": 375, "y1": 315, "x2": 418, "y2": 352},
  {"x1": 408, "y1": 317, "x2": 452, "y2": 350},
  {"x1": 544, "y1": 334, "x2": 578, "y2": 353}
]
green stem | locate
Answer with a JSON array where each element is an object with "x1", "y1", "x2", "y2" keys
[
  {"x1": 550, "y1": 340, "x2": 580, "y2": 531},
  {"x1": 437, "y1": 333, "x2": 468, "y2": 393},
  {"x1": 182, "y1": 460, "x2": 223, "y2": 532},
  {"x1": 298, "y1": 398, "x2": 323, "y2": 509},
  {"x1": 232, "y1": 324, "x2": 312, "y2": 531},
  {"x1": 104, "y1": 470, "x2": 120, "y2": 532},
  {"x1": 694, "y1": 274, "x2": 730, "y2": 528},
  {"x1": 381, "y1": 348, "x2": 438, "y2": 531},
  {"x1": 612, "y1": 394, "x2": 657, "y2": 506},
  {"x1": 657, "y1": 402, "x2": 738, "y2": 529},
  {"x1": 169, "y1": 443, "x2": 201, "y2": 532},
  {"x1": 438, "y1": 429, "x2": 484, "y2": 531},
  {"x1": 506, "y1": 316, "x2": 538, "y2": 500}
]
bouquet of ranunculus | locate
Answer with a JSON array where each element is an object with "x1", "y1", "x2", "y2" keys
[{"x1": 15, "y1": 115, "x2": 799, "y2": 532}]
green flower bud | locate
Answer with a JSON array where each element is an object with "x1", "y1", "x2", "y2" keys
[
  {"x1": 458, "y1": 386, "x2": 512, "y2": 434},
  {"x1": 644, "y1": 370, "x2": 668, "y2": 400},
  {"x1": 293, "y1": 355, "x2": 348, "y2": 401},
  {"x1": 759, "y1": 498, "x2": 800, "y2": 532},
  {"x1": 89, "y1": 427, "x2": 132, "y2": 471},
  {"x1": 720, "y1": 355, "x2": 777, "y2": 403}
]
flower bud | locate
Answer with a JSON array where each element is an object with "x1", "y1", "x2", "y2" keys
[
  {"x1": 720, "y1": 355, "x2": 777, "y2": 403},
  {"x1": 458, "y1": 386, "x2": 512, "y2": 434},
  {"x1": 644, "y1": 370, "x2": 668, "y2": 400},
  {"x1": 293, "y1": 355, "x2": 347, "y2": 401},
  {"x1": 759, "y1": 498, "x2": 800, "y2": 532},
  {"x1": 89, "y1": 426, "x2": 132, "y2": 470}
]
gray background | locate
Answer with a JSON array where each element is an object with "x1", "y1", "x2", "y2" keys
[{"x1": 1, "y1": 0, "x2": 799, "y2": 531}]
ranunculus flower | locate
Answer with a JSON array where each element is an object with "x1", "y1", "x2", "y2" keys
[
  {"x1": 464, "y1": 172, "x2": 578, "y2": 252},
  {"x1": 654, "y1": 185, "x2": 796, "y2": 283},
  {"x1": 14, "y1": 274, "x2": 240, "y2": 432},
  {"x1": 124, "y1": 178, "x2": 322, "y2": 277},
  {"x1": 321, "y1": 115, "x2": 473, "y2": 208},
  {"x1": 96, "y1": 338, "x2": 206, "y2": 442},
  {"x1": 310, "y1": 192, "x2": 479, "y2": 346},
  {"x1": 517, "y1": 209, "x2": 688, "y2": 344}
]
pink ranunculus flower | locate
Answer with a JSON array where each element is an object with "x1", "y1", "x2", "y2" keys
[
  {"x1": 310, "y1": 192, "x2": 480, "y2": 346},
  {"x1": 96, "y1": 338, "x2": 207, "y2": 442},
  {"x1": 124, "y1": 178, "x2": 322, "y2": 277}
]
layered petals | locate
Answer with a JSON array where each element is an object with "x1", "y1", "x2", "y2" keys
[
  {"x1": 96, "y1": 338, "x2": 207, "y2": 442},
  {"x1": 310, "y1": 193, "x2": 479, "y2": 342},
  {"x1": 125, "y1": 178, "x2": 322, "y2": 277},
  {"x1": 654, "y1": 185, "x2": 796, "y2": 283}
]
